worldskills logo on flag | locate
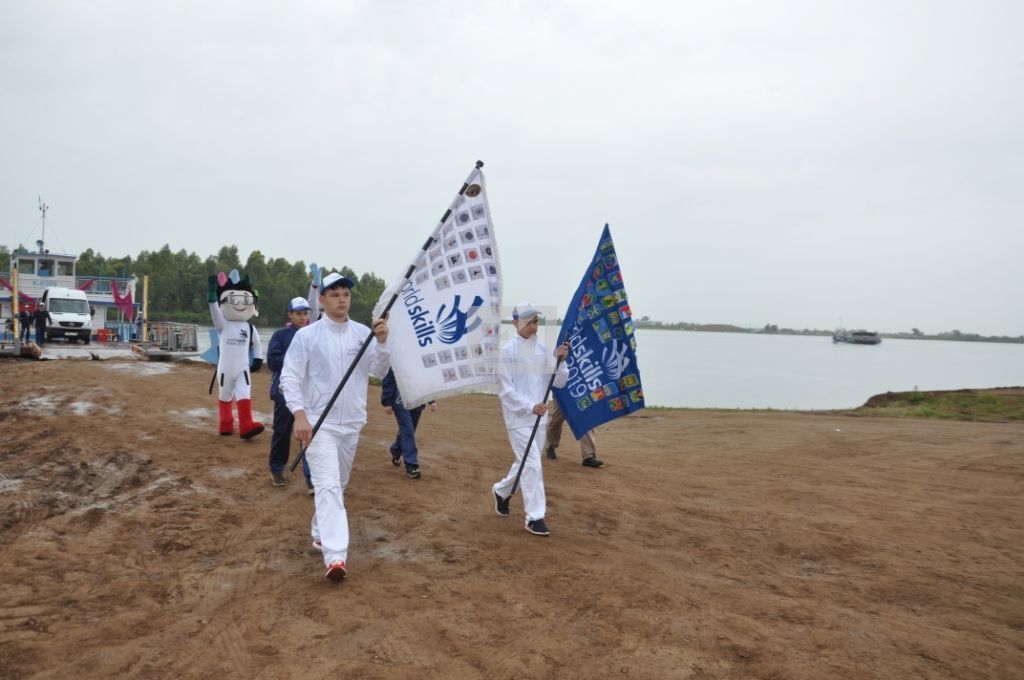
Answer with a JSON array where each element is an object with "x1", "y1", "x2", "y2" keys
[
  {"x1": 374, "y1": 164, "x2": 503, "y2": 408},
  {"x1": 553, "y1": 224, "x2": 644, "y2": 440}
]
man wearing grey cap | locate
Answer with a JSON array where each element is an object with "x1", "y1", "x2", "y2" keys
[
  {"x1": 492, "y1": 301, "x2": 569, "y2": 537},
  {"x1": 266, "y1": 296, "x2": 314, "y2": 489}
]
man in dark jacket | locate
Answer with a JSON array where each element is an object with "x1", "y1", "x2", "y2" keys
[
  {"x1": 266, "y1": 297, "x2": 313, "y2": 489},
  {"x1": 19, "y1": 309, "x2": 31, "y2": 343},
  {"x1": 380, "y1": 369, "x2": 436, "y2": 479},
  {"x1": 32, "y1": 304, "x2": 51, "y2": 345}
]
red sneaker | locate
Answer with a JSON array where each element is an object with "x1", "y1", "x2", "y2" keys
[{"x1": 325, "y1": 561, "x2": 347, "y2": 580}]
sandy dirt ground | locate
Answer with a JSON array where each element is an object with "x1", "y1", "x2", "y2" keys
[{"x1": 1, "y1": 358, "x2": 1022, "y2": 679}]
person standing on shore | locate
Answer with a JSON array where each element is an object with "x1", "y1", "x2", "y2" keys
[
  {"x1": 544, "y1": 400, "x2": 603, "y2": 467},
  {"x1": 280, "y1": 272, "x2": 390, "y2": 580},
  {"x1": 19, "y1": 308, "x2": 31, "y2": 343},
  {"x1": 492, "y1": 301, "x2": 569, "y2": 537},
  {"x1": 266, "y1": 296, "x2": 314, "y2": 490},
  {"x1": 32, "y1": 304, "x2": 51, "y2": 345}
]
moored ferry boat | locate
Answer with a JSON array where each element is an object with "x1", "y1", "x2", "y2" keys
[{"x1": 1, "y1": 247, "x2": 140, "y2": 341}]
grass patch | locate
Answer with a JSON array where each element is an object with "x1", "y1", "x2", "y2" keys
[{"x1": 857, "y1": 388, "x2": 1024, "y2": 422}]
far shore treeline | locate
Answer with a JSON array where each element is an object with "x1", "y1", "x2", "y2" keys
[
  {"x1": 1, "y1": 244, "x2": 1020, "y2": 342},
  {"x1": 0, "y1": 243, "x2": 387, "y2": 327}
]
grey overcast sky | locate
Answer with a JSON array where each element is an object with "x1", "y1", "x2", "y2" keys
[{"x1": 2, "y1": 1, "x2": 1022, "y2": 336}]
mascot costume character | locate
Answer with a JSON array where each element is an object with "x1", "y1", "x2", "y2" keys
[{"x1": 208, "y1": 269, "x2": 266, "y2": 439}]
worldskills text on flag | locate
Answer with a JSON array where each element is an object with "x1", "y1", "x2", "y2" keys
[
  {"x1": 553, "y1": 224, "x2": 644, "y2": 439},
  {"x1": 373, "y1": 165, "x2": 503, "y2": 407}
]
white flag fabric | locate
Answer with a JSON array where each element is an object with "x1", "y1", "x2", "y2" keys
[{"x1": 373, "y1": 166, "x2": 503, "y2": 407}]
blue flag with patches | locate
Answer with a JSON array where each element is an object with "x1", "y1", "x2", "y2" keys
[{"x1": 553, "y1": 224, "x2": 644, "y2": 439}]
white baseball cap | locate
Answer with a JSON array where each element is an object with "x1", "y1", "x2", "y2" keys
[
  {"x1": 512, "y1": 301, "x2": 540, "y2": 321},
  {"x1": 319, "y1": 272, "x2": 356, "y2": 293},
  {"x1": 288, "y1": 297, "x2": 311, "y2": 312}
]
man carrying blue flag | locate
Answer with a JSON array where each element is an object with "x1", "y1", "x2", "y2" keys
[
  {"x1": 551, "y1": 225, "x2": 645, "y2": 445},
  {"x1": 492, "y1": 301, "x2": 569, "y2": 537}
]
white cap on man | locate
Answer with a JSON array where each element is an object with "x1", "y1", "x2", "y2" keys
[
  {"x1": 288, "y1": 297, "x2": 311, "y2": 312},
  {"x1": 512, "y1": 301, "x2": 540, "y2": 322},
  {"x1": 319, "y1": 272, "x2": 356, "y2": 293}
]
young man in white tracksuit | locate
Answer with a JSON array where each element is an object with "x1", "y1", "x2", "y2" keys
[
  {"x1": 492, "y1": 301, "x2": 569, "y2": 537},
  {"x1": 280, "y1": 272, "x2": 390, "y2": 580}
]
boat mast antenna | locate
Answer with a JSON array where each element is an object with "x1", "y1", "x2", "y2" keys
[{"x1": 37, "y1": 196, "x2": 49, "y2": 253}]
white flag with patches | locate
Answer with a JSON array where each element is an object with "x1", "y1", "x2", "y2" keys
[{"x1": 373, "y1": 166, "x2": 503, "y2": 407}]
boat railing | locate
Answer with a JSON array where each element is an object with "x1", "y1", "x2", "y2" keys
[
  {"x1": 147, "y1": 322, "x2": 199, "y2": 352},
  {"x1": 75, "y1": 275, "x2": 135, "y2": 294}
]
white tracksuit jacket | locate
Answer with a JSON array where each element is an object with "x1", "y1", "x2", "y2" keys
[{"x1": 280, "y1": 315, "x2": 389, "y2": 431}]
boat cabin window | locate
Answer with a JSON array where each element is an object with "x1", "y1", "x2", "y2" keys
[
  {"x1": 57, "y1": 261, "x2": 74, "y2": 276},
  {"x1": 37, "y1": 259, "x2": 55, "y2": 277},
  {"x1": 18, "y1": 259, "x2": 35, "y2": 274}
]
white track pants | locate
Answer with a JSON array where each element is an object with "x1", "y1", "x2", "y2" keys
[
  {"x1": 306, "y1": 427, "x2": 359, "y2": 567},
  {"x1": 493, "y1": 425, "x2": 547, "y2": 523}
]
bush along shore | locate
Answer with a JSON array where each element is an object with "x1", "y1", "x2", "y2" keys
[{"x1": 857, "y1": 387, "x2": 1024, "y2": 422}]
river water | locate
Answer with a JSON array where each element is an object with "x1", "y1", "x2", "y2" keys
[
  {"x1": 632, "y1": 328, "x2": 1024, "y2": 409},
  {"x1": 197, "y1": 325, "x2": 1024, "y2": 410}
]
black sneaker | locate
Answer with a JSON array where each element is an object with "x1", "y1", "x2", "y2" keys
[
  {"x1": 582, "y1": 457, "x2": 604, "y2": 468},
  {"x1": 493, "y1": 491, "x2": 510, "y2": 517},
  {"x1": 271, "y1": 472, "x2": 287, "y2": 486},
  {"x1": 390, "y1": 447, "x2": 402, "y2": 467},
  {"x1": 524, "y1": 519, "x2": 550, "y2": 536},
  {"x1": 405, "y1": 466, "x2": 421, "y2": 479},
  {"x1": 545, "y1": 446, "x2": 557, "y2": 459}
]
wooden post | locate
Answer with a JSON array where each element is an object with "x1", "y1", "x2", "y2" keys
[{"x1": 143, "y1": 275, "x2": 150, "y2": 341}]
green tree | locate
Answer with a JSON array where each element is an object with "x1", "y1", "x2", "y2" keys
[
  {"x1": 68, "y1": 244, "x2": 384, "y2": 327},
  {"x1": 77, "y1": 248, "x2": 105, "y2": 277}
]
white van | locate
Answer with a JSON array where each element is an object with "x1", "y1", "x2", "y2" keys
[{"x1": 40, "y1": 287, "x2": 92, "y2": 344}]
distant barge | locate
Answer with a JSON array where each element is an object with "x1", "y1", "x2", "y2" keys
[{"x1": 833, "y1": 329, "x2": 882, "y2": 345}]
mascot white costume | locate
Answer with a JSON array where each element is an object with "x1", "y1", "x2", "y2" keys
[{"x1": 208, "y1": 270, "x2": 265, "y2": 439}]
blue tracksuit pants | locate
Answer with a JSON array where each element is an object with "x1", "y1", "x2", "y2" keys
[
  {"x1": 389, "y1": 404, "x2": 424, "y2": 467},
  {"x1": 269, "y1": 397, "x2": 311, "y2": 484}
]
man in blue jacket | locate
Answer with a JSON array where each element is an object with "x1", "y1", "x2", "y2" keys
[
  {"x1": 267, "y1": 296, "x2": 313, "y2": 489},
  {"x1": 380, "y1": 369, "x2": 437, "y2": 479}
]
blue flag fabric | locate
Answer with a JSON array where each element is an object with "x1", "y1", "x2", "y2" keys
[{"x1": 553, "y1": 224, "x2": 645, "y2": 439}]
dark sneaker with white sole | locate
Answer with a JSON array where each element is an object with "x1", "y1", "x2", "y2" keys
[
  {"x1": 493, "y1": 492, "x2": 510, "y2": 517},
  {"x1": 524, "y1": 519, "x2": 550, "y2": 536},
  {"x1": 390, "y1": 447, "x2": 402, "y2": 467},
  {"x1": 582, "y1": 457, "x2": 604, "y2": 468},
  {"x1": 405, "y1": 466, "x2": 421, "y2": 479},
  {"x1": 271, "y1": 472, "x2": 287, "y2": 486}
]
